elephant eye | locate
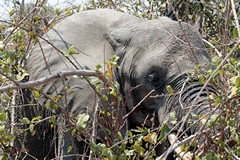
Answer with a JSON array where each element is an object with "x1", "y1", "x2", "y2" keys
[{"x1": 148, "y1": 73, "x2": 159, "y2": 83}]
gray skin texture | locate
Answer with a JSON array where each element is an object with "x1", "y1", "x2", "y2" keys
[{"x1": 24, "y1": 9, "x2": 211, "y2": 159}]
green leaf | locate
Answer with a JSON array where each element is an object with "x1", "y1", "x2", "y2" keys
[
  {"x1": 46, "y1": 101, "x2": 59, "y2": 109},
  {"x1": 0, "y1": 51, "x2": 6, "y2": 58},
  {"x1": 105, "y1": 128, "x2": 111, "y2": 135},
  {"x1": 76, "y1": 113, "x2": 90, "y2": 131},
  {"x1": 28, "y1": 31, "x2": 36, "y2": 39},
  {"x1": 0, "y1": 125, "x2": 5, "y2": 134},
  {"x1": 55, "y1": 7, "x2": 61, "y2": 16},
  {"x1": 65, "y1": 7, "x2": 72, "y2": 15},
  {"x1": 9, "y1": 9, "x2": 15, "y2": 16},
  {"x1": 207, "y1": 114, "x2": 219, "y2": 127},
  {"x1": 119, "y1": 143, "x2": 127, "y2": 152},
  {"x1": 20, "y1": 117, "x2": 30, "y2": 124},
  {"x1": 166, "y1": 85, "x2": 174, "y2": 96},
  {"x1": 230, "y1": 76, "x2": 240, "y2": 88},
  {"x1": 169, "y1": 111, "x2": 177, "y2": 124},
  {"x1": 31, "y1": 116, "x2": 42, "y2": 122},
  {"x1": 204, "y1": 153, "x2": 221, "y2": 159},
  {"x1": 237, "y1": 146, "x2": 240, "y2": 155},
  {"x1": 33, "y1": 90, "x2": 40, "y2": 98},
  {"x1": 76, "y1": 4, "x2": 86, "y2": 12},
  {"x1": 233, "y1": 28, "x2": 238, "y2": 38},
  {"x1": 33, "y1": 15, "x2": 39, "y2": 22},
  {"x1": 229, "y1": 86, "x2": 238, "y2": 98},
  {"x1": 102, "y1": 95, "x2": 108, "y2": 101},
  {"x1": 118, "y1": 131, "x2": 123, "y2": 141},
  {"x1": 133, "y1": 141, "x2": 145, "y2": 155},
  {"x1": 0, "y1": 24, "x2": 5, "y2": 31},
  {"x1": 110, "y1": 55, "x2": 120, "y2": 66},
  {"x1": 96, "y1": 143, "x2": 106, "y2": 151},
  {"x1": 227, "y1": 119, "x2": 235, "y2": 127},
  {"x1": 2, "y1": 64, "x2": 9, "y2": 73},
  {"x1": 124, "y1": 149, "x2": 134, "y2": 156},
  {"x1": 94, "y1": 64, "x2": 102, "y2": 71},
  {"x1": 128, "y1": 130, "x2": 133, "y2": 137},
  {"x1": 143, "y1": 132, "x2": 157, "y2": 144},
  {"x1": 29, "y1": 124, "x2": 34, "y2": 133},
  {"x1": 0, "y1": 112, "x2": 7, "y2": 121},
  {"x1": 109, "y1": 87, "x2": 117, "y2": 96},
  {"x1": 235, "y1": 76, "x2": 240, "y2": 88},
  {"x1": 198, "y1": 76, "x2": 205, "y2": 85},
  {"x1": 0, "y1": 43, "x2": 4, "y2": 51},
  {"x1": 101, "y1": 148, "x2": 109, "y2": 156},
  {"x1": 217, "y1": 69, "x2": 223, "y2": 75},
  {"x1": 159, "y1": 124, "x2": 170, "y2": 140},
  {"x1": 67, "y1": 145, "x2": 73, "y2": 153},
  {"x1": 214, "y1": 97, "x2": 221, "y2": 105},
  {"x1": 212, "y1": 56, "x2": 222, "y2": 65},
  {"x1": 67, "y1": 45, "x2": 78, "y2": 55},
  {"x1": 54, "y1": 95, "x2": 62, "y2": 102},
  {"x1": 49, "y1": 115, "x2": 56, "y2": 124}
]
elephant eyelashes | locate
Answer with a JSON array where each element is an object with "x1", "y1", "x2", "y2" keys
[{"x1": 148, "y1": 73, "x2": 160, "y2": 83}]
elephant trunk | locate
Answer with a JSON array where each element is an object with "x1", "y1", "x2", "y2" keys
[{"x1": 161, "y1": 74, "x2": 218, "y2": 135}]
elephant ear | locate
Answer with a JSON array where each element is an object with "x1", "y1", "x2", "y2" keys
[{"x1": 106, "y1": 28, "x2": 132, "y2": 53}]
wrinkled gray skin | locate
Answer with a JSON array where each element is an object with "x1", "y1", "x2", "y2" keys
[{"x1": 21, "y1": 9, "x2": 212, "y2": 159}]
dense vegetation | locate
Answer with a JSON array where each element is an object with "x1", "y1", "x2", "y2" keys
[{"x1": 0, "y1": 0, "x2": 239, "y2": 159}]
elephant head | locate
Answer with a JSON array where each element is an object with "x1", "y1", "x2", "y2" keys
[{"x1": 107, "y1": 17, "x2": 214, "y2": 132}]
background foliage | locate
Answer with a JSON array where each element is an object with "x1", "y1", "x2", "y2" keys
[{"x1": 0, "y1": 0, "x2": 239, "y2": 159}]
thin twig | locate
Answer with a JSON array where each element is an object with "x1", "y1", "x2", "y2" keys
[
  {"x1": 123, "y1": 89, "x2": 155, "y2": 119},
  {"x1": 223, "y1": 0, "x2": 231, "y2": 58},
  {"x1": 225, "y1": 145, "x2": 240, "y2": 160},
  {"x1": 230, "y1": 0, "x2": 240, "y2": 39},
  {"x1": 0, "y1": 70, "x2": 19, "y2": 86},
  {"x1": 88, "y1": 101, "x2": 99, "y2": 160}
]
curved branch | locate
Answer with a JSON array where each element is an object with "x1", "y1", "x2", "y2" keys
[{"x1": 0, "y1": 70, "x2": 108, "y2": 93}]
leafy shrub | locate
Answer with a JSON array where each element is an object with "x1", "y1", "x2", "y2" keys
[{"x1": 0, "y1": 0, "x2": 239, "y2": 159}]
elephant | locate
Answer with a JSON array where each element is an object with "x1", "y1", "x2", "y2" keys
[{"x1": 16, "y1": 9, "x2": 217, "y2": 159}]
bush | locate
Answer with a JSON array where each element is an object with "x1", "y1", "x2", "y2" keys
[{"x1": 0, "y1": 0, "x2": 239, "y2": 159}]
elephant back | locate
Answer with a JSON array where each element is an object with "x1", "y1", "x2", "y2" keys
[{"x1": 27, "y1": 9, "x2": 141, "y2": 114}]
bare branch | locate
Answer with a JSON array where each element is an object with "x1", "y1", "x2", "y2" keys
[
  {"x1": 230, "y1": 0, "x2": 240, "y2": 39},
  {"x1": 202, "y1": 38, "x2": 222, "y2": 57},
  {"x1": 167, "y1": 133, "x2": 193, "y2": 160},
  {"x1": 225, "y1": 145, "x2": 240, "y2": 160},
  {"x1": 156, "y1": 133, "x2": 196, "y2": 160},
  {"x1": 0, "y1": 70, "x2": 108, "y2": 93}
]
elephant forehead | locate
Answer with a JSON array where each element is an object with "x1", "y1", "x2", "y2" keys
[
  {"x1": 130, "y1": 19, "x2": 205, "y2": 49},
  {"x1": 132, "y1": 43, "x2": 206, "y2": 81}
]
